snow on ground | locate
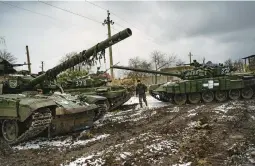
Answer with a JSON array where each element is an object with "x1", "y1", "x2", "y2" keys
[
  {"x1": 95, "y1": 96, "x2": 170, "y2": 127},
  {"x1": 187, "y1": 105, "x2": 205, "y2": 117},
  {"x1": 173, "y1": 162, "x2": 192, "y2": 166},
  {"x1": 63, "y1": 132, "x2": 178, "y2": 166},
  {"x1": 13, "y1": 134, "x2": 110, "y2": 150},
  {"x1": 125, "y1": 96, "x2": 170, "y2": 109},
  {"x1": 214, "y1": 101, "x2": 245, "y2": 113}
]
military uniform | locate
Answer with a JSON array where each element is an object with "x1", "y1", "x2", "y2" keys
[{"x1": 136, "y1": 81, "x2": 148, "y2": 108}]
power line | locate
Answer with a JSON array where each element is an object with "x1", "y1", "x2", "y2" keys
[
  {"x1": 0, "y1": 1, "x2": 86, "y2": 29},
  {"x1": 0, "y1": 1, "x2": 105, "y2": 63},
  {"x1": 0, "y1": 1, "x2": 59, "y2": 21},
  {"x1": 85, "y1": 0, "x2": 107, "y2": 11},
  {"x1": 85, "y1": 1, "x2": 182, "y2": 47},
  {"x1": 114, "y1": 22, "x2": 125, "y2": 29},
  {"x1": 84, "y1": 0, "x2": 162, "y2": 46},
  {"x1": 38, "y1": 0, "x2": 102, "y2": 24},
  {"x1": 1, "y1": 0, "x2": 112, "y2": 41},
  {"x1": 85, "y1": 0, "x2": 142, "y2": 31}
]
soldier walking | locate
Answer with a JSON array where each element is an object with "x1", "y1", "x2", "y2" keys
[{"x1": 136, "y1": 80, "x2": 148, "y2": 108}]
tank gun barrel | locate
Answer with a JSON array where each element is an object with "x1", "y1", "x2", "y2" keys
[
  {"x1": 111, "y1": 65, "x2": 182, "y2": 77},
  {"x1": 29, "y1": 28, "x2": 132, "y2": 87}
]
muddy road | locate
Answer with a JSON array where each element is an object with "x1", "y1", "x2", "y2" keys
[{"x1": 1, "y1": 96, "x2": 255, "y2": 166}]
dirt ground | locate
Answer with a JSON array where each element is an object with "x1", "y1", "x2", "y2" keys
[{"x1": 1, "y1": 96, "x2": 255, "y2": 166}]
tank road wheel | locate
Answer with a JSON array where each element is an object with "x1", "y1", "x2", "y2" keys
[
  {"x1": 229, "y1": 89, "x2": 241, "y2": 100},
  {"x1": 1, "y1": 120, "x2": 19, "y2": 144},
  {"x1": 93, "y1": 101, "x2": 109, "y2": 122},
  {"x1": 202, "y1": 91, "x2": 214, "y2": 103},
  {"x1": 241, "y1": 87, "x2": 254, "y2": 99},
  {"x1": 188, "y1": 93, "x2": 201, "y2": 104},
  {"x1": 173, "y1": 94, "x2": 187, "y2": 105},
  {"x1": 215, "y1": 90, "x2": 227, "y2": 102}
]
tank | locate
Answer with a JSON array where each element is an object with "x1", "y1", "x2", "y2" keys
[
  {"x1": 60, "y1": 68, "x2": 134, "y2": 112},
  {"x1": 0, "y1": 28, "x2": 132, "y2": 144},
  {"x1": 111, "y1": 59, "x2": 255, "y2": 105}
]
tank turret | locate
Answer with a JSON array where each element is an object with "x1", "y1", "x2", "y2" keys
[
  {"x1": 63, "y1": 72, "x2": 110, "y2": 89},
  {"x1": 61, "y1": 68, "x2": 134, "y2": 112}
]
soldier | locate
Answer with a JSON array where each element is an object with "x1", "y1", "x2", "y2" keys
[{"x1": 136, "y1": 79, "x2": 148, "y2": 108}]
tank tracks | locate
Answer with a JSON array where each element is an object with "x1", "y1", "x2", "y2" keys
[
  {"x1": 149, "y1": 91, "x2": 170, "y2": 102},
  {"x1": 6, "y1": 108, "x2": 52, "y2": 145},
  {"x1": 93, "y1": 103, "x2": 108, "y2": 122},
  {"x1": 108, "y1": 92, "x2": 133, "y2": 111}
]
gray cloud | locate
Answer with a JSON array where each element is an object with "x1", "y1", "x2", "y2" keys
[{"x1": 150, "y1": 2, "x2": 255, "y2": 38}]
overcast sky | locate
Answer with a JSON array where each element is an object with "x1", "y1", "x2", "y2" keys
[{"x1": 1, "y1": 1, "x2": 255, "y2": 77}]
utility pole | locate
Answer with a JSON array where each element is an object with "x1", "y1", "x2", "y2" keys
[
  {"x1": 26, "y1": 45, "x2": 31, "y2": 74},
  {"x1": 0, "y1": 37, "x2": 6, "y2": 49},
  {"x1": 102, "y1": 10, "x2": 114, "y2": 79},
  {"x1": 41, "y1": 61, "x2": 44, "y2": 72},
  {"x1": 203, "y1": 57, "x2": 205, "y2": 65},
  {"x1": 0, "y1": 37, "x2": 5, "y2": 46},
  {"x1": 188, "y1": 52, "x2": 193, "y2": 64}
]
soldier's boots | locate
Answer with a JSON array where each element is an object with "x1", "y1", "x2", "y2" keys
[{"x1": 140, "y1": 103, "x2": 143, "y2": 108}]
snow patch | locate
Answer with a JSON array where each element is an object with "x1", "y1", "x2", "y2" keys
[
  {"x1": 119, "y1": 152, "x2": 132, "y2": 159},
  {"x1": 124, "y1": 96, "x2": 169, "y2": 109},
  {"x1": 63, "y1": 132, "x2": 178, "y2": 166},
  {"x1": 173, "y1": 162, "x2": 192, "y2": 166},
  {"x1": 186, "y1": 105, "x2": 205, "y2": 117},
  {"x1": 146, "y1": 140, "x2": 175, "y2": 153},
  {"x1": 214, "y1": 102, "x2": 244, "y2": 113},
  {"x1": 13, "y1": 134, "x2": 110, "y2": 150},
  {"x1": 64, "y1": 152, "x2": 105, "y2": 166},
  {"x1": 187, "y1": 121, "x2": 197, "y2": 128}
]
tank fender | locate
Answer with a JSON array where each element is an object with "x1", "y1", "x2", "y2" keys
[
  {"x1": 18, "y1": 98, "x2": 56, "y2": 122},
  {"x1": 79, "y1": 94, "x2": 107, "y2": 104}
]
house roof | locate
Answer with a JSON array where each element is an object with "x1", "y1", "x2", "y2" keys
[{"x1": 242, "y1": 55, "x2": 255, "y2": 59}]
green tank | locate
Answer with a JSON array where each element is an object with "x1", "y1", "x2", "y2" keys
[
  {"x1": 111, "y1": 58, "x2": 255, "y2": 105},
  {"x1": 0, "y1": 28, "x2": 132, "y2": 145},
  {"x1": 60, "y1": 69, "x2": 134, "y2": 112}
]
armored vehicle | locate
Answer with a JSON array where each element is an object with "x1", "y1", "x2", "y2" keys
[
  {"x1": 111, "y1": 59, "x2": 255, "y2": 105},
  {"x1": 0, "y1": 28, "x2": 132, "y2": 144},
  {"x1": 61, "y1": 68, "x2": 134, "y2": 111}
]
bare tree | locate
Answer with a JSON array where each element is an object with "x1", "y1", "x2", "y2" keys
[
  {"x1": 124, "y1": 56, "x2": 151, "y2": 80},
  {"x1": 224, "y1": 58, "x2": 233, "y2": 67},
  {"x1": 224, "y1": 58, "x2": 244, "y2": 72},
  {"x1": 176, "y1": 59, "x2": 185, "y2": 66},
  {"x1": 150, "y1": 50, "x2": 176, "y2": 83},
  {"x1": 233, "y1": 59, "x2": 244, "y2": 72},
  {"x1": 0, "y1": 50, "x2": 17, "y2": 63}
]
